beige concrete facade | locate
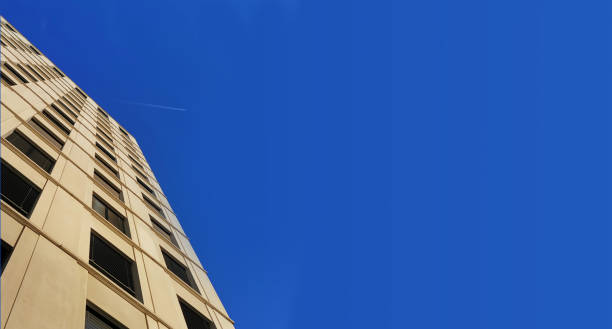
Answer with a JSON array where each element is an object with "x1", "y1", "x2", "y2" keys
[{"x1": 0, "y1": 17, "x2": 234, "y2": 329}]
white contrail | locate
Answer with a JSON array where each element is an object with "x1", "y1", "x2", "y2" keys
[{"x1": 115, "y1": 99, "x2": 188, "y2": 112}]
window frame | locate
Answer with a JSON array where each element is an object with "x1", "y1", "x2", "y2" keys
[
  {"x1": 6, "y1": 130, "x2": 56, "y2": 173},
  {"x1": 29, "y1": 118, "x2": 65, "y2": 149},
  {"x1": 3, "y1": 63, "x2": 28, "y2": 83},
  {"x1": 132, "y1": 165, "x2": 148, "y2": 181},
  {"x1": 1, "y1": 162, "x2": 42, "y2": 218},
  {"x1": 95, "y1": 154, "x2": 120, "y2": 178},
  {"x1": 91, "y1": 194, "x2": 130, "y2": 237},
  {"x1": 137, "y1": 177, "x2": 155, "y2": 196},
  {"x1": 94, "y1": 170, "x2": 123, "y2": 202},
  {"x1": 42, "y1": 110, "x2": 71, "y2": 135},
  {"x1": 179, "y1": 298, "x2": 214, "y2": 329},
  {"x1": 50, "y1": 104, "x2": 75, "y2": 125},
  {"x1": 97, "y1": 107, "x2": 109, "y2": 118},
  {"x1": 161, "y1": 249, "x2": 200, "y2": 293},
  {"x1": 96, "y1": 142, "x2": 117, "y2": 163},
  {"x1": 85, "y1": 303, "x2": 127, "y2": 329},
  {"x1": 1, "y1": 240, "x2": 14, "y2": 274},
  {"x1": 142, "y1": 194, "x2": 165, "y2": 218},
  {"x1": 150, "y1": 216, "x2": 180, "y2": 247},
  {"x1": 88, "y1": 232, "x2": 140, "y2": 299}
]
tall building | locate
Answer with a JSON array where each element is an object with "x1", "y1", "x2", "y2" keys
[{"x1": 0, "y1": 17, "x2": 234, "y2": 329}]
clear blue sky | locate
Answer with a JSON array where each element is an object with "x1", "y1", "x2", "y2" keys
[{"x1": 2, "y1": 1, "x2": 612, "y2": 328}]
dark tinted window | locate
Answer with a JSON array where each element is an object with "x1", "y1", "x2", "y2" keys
[
  {"x1": 1, "y1": 240, "x2": 14, "y2": 274},
  {"x1": 85, "y1": 305, "x2": 124, "y2": 329},
  {"x1": 1, "y1": 162, "x2": 41, "y2": 217},
  {"x1": 137, "y1": 178, "x2": 155, "y2": 196},
  {"x1": 162, "y1": 250, "x2": 199, "y2": 292},
  {"x1": 26, "y1": 64, "x2": 45, "y2": 81},
  {"x1": 150, "y1": 217, "x2": 179, "y2": 247},
  {"x1": 56, "y1": 100, "x2": 78, "y2": 118},
  {"x1": 89, "y1": 233, "x2": 137, "y2": 298},
  {"x1": 132, "y1": 165, "x2": 148, "y2": 181},
  {"x1": 96, "y1": 128, "x2": 113, "y2": 143},
  {"x1": 95, "y1": 155, "x2": 119, "y2": 178},
  {"x1": 96, "y1": 143, "x2": 117, "y2": 163},
  {"x1": 76, "y1": 88, "x2": 88, "y2": 98},
  {"x1": 97, "y1": 135, "x2": 114, "y2": 151},
  {"x1": 97, "y1": 119, "x2": 111, "y2": 131},
  {"x1": 130, "y1": 156, "x2": 143, "y2": 169},
  {"x1": 52, "y1": 67, "x2": 65, "y2": 77},
  {"x1": 92, "y1": 195, "x2": 129, "y2": 236},
  {"x1": 97, "y1": 125, "x2": 112, "y2": 139},
  {"x1": 61, "y1": 96, "x2": 80, "y2": 113},
  {"x1": 17, "y1": 64, "x2": 37, "y2": 82},
  {"x1": 29, "y1": 46, "x2": 41, "y2": 55},
  {"x1": 50, "y1": 104, "x2": 75, "y2": 125},
  {"x1": 180, "y1": 300, "x2": 213, "y2": 329},
  {"x1": 3, "y1": 63, "x2": 28, "y2": 83},
  {"x1": 1, "y1": 70, "x2": 16, "y2": 85},
  {"x1": 97, "y1": 108, "x2": 109, "y2": 118},
  {"x1": 29, "y1": 118, "x2": 64, "y2": 149},
  {"x1": 94, "y1": 171, "x2": 123, "y2": 202},
  {"x1": 35, "y1": 65, "x2": 51, "y2": 79},
  {"x1": 6, "y1": 131, "x2": 55, "y2": 172},
  {"x1": 143, "y1": 194, "x2": 164, "y2": 218},
  {"x1": 42, "y1": 110, "x2": 71, "y2": 135}
]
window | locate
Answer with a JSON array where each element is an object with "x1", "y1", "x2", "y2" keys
[
  {"x1": 1, "y1": 162, "x2": 41, "y2": 217},
  {"x1": 143, "y1": 194, "x2": 164, "y2": 218},
  {"x1": 6, "y1": 131, "x2": 55, "y2": 173},
  {"x1": 1, "y1": 70, "x2": 16, "y2": 85},
  {"x1": 96, "y1": 128, "x2": 113, "y2": 142},
  {"x1": 119, "y1": 127, "x2": 128, "y2": 137},
  {"x1": 95, "y1": 154, "x2": 119, "y2": 178},
  {"x1": 97, "y1": 125, "x2": 113, "y2": 140},
  {"x1": 42, "y1": 110, "x2": 71, "y2": 135},
  {"x1": 89, "y1": 233, "x2": 139, "y2": 299},
  {"x1": 1, "y1": 240, "x2": 14, "y2": 274},
  {"x1": 126, "y1": 150, "x2": 141, "y2": 164},
  {"x1": 52, "y1": 67, "x2": 65, "y2": 77},
  {"x1": 3, "y1": 63, "x2": 28, "y2": 83},
  {"x1": 150, "y1": 216, "x2": 179, "y2": 247},
  {"x1": 92, "y1": 195, "x2": 129, "y2": 236},
  {"x1": 97, "y1": 121, "x2": 112, "y2": 133},
  {"x1": 126, "y1": 143, "x2": 139, "y2": 156},
  {"x1": 97, "y1": 108, "x2": 109, "y2": 118},
  {"x1": 76, "y1": 88, "x2": 87, "y2": 99},
  {"x1": 97, "y1": 112, "x2": 110, "y2": 121},
  {"x1": 97, "y1": 135, "x2": 114, "y2": 151},
  {"x1": 38, "y1": 65, "x2": 52, "y2": 79},
  {"x1": 34, "y1": 64, "x2": 51, "y2": 80},
  {"x1": 29, "y1": 45, "x2": 41, "y2": 55},
  {"x1": 26, "y1": 64, "x2": 45, "y2": 81},
  {"x1": 57, "y1": 100, "x2": 78, "y2": 118},
  {"x1": 132, "y1": 165, "x2": 147, "y2": 181},
  {"x1": 130, "y1": 156, "x2": 143, "y2": 169},
  {"x1": 17, "y1": 64, "x2": 37, "y2": 82},
  {"x1": 61, "y1": 96, "x2": 80, "y2": 113},
  {"x1": 29, "y1": 118, "x2": 64, "y2": 149},
  {"x1": 162, "y1": 250, "x2": 199, "y2": 292},
  {"x1": 94, "y1": 171, "x2": 123, "y2": 202},
  {"x1": 137, "y1": 178, "x2": 155, "y2": 196},
  {"x1": 50, "y1": 104, "x2": 75, "y2": 125},
  {"x1": 85, "y1": 304, "x2": 126, "y2": 329},
  {"x1": 96, "y1": 143, "x2": 117, "y2": 163},
  {"x1": 179, "y1": 299, "x2": 213, "y2": 329}
]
